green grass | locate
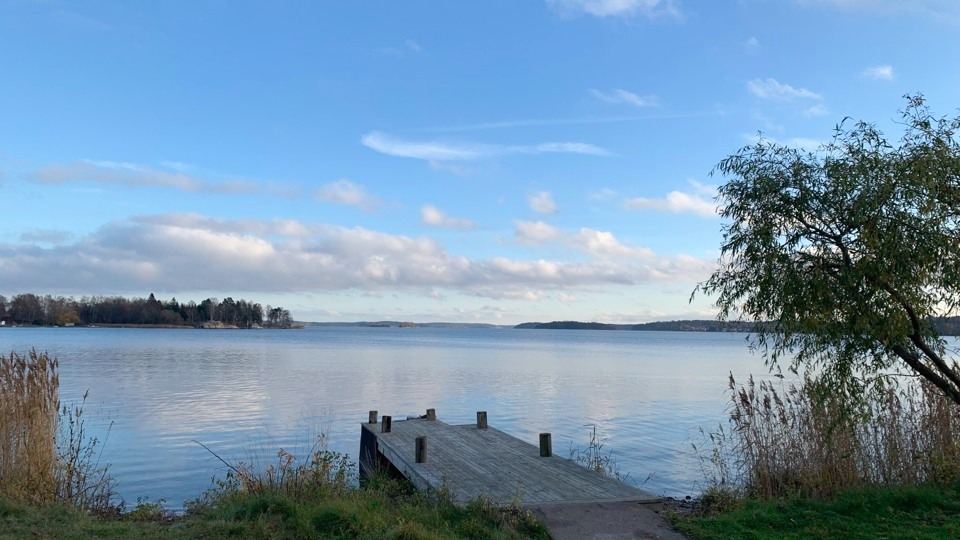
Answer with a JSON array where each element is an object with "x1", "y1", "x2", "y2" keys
[
  {"x1": 670, "y1": 483, "x2": 960, "y2": 540},
  {"x1": 0, "y1": 475, "x2": 550, "y2": 540}
]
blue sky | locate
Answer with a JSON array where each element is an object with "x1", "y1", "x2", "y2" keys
[{"x1": 1, "y1": 0, "x2": 958, "y2": 324}]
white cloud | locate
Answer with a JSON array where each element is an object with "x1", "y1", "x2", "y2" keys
[
  {"x1": 804, "y1": 104, "x2": 829, "y2": 117},
  {"x1": 421, "y1": 205, "x2": 475, "y2": 229},
  {"x1": 362, "y1": 132, "x2": 609, "y2": 162},
  {"x1": 624, "y1": 180, "x2": 719, "y2": 217},
  {"x1": 405, "y1": 40, "x2": 423, "y2": 52},
  {"x1": 573, "y1": 228, "x2": 656, "y2": 259},
  {"x1": 862, "y1": 65, "x2": 894, "y2": 80},
  {"x1": 1, "y1": 213, "x2": 713, "y2": 299},
  {"x1": 514, "y1": 220, "x2": 656, "y2": 260},
  {"x1": 32, "y1": 160, "x2": 260, "y2": 194},
  {"x1": 547, "y1": 0, "x2": 681, "y2": 18},
  {"x1": 316, "y1": 179, "x2": 382, "y2": 211},
  {"x1": 533, "y1": 142, "x2": 610, "y2": 156},
  {"x1": 588, "y1": 187, "x2": 618, "y2": 201},
  {"x1": 589, "y1": 88, "x2": 659, "y2": 108},
  {"x1": 529, "y1": 191, "x2": 557, "y2": 214},
  {"x1": 747, "y1": 78, "x2": 822, "y2": 101},
  {"x1": 514, "y1": 220, "x2": 560, "y2": 244},
  {"x1": 745, "y1": 36, "x2": 760, "y2": 48},
  {"x1": 362, "y1": 132, "x2": 485, "y2": 161}
]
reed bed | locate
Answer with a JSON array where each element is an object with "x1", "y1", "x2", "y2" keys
[
  {"x1": 0, "y1": 350, "x2": 59, "y2": 502},
  {"x1": 699, "y1": 373, "x2": 960, "y2": 501},
  {"x1": 0, "y1": 350, "x2": 113, "y2": 511}
]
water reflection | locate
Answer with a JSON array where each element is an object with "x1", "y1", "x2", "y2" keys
[{"x1": 0, "y1": 326, "x2": 773, "y2": 507}]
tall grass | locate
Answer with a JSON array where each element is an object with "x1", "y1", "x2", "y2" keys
[
  {"x1": 187, "y1": 437, "x2": 548, "y2": 539},
  {"x1": 698, "y1": 373, "x2": 960, "y2": 501},
  {"x1": 0, "y1": 350, "x2": 114, "y2": 511},
  {"x1": 568, "y1": 424, "x2": 632, "y2": 483},
  {"x1": 0, "y1": 349, "x2": 59, "y2": 501}
]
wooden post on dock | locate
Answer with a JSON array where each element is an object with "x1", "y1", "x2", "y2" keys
[
  {"x1": 476, "y1": 411, "x2": 488, "y2": 429},
  {"x1": 382, "y1": 415, "x2": 392, "y2": 433},
  {"x1": 426, "y1": 408, "x2": 436, "y2": 421},
  {"x1": 415, "y1": 436, "x2": 428, "y2": 463},
  {"x1": 539, "y1": 433, "x2": 552, "y2": 457},
  {"x1": 369, "y1": 410, "x2": 378, "y2": 424}
]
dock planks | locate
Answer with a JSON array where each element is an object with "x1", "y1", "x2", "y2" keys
[{"x1": 360, "y1": 414, "x2": 660, "y2": 507}]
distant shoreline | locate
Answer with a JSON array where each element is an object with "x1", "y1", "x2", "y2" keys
[
  {"x1": 301, "y1": 319, "x2": 752, "y2": 332},
  {"x1": 1, "y1": 323, "x2": 303, "y2": 330}
]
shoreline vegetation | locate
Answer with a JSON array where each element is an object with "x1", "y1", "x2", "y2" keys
[
  {"x1": 667, "y1": 370, "x2": 960, "y2": 538},
  {"x1": 10, "y1": 315, "x2": 960, "y2": 336}
]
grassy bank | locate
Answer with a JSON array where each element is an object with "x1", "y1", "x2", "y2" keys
[
  {"x1": 0, "y1": 477, "x2": 549, "y2": 539},
  {"x1": 669, "y1": 483, "x2": 960, "y2": 539},
  {"x1": 668, "y1": 371, "x2": 960, "y2": 539}
]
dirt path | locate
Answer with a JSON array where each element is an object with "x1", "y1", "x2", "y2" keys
[{"x1": 533, "y1": 500, "x2": 690, "y2": 540}]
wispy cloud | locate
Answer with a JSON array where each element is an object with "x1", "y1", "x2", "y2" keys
[
  {"x1": 361, "y1": 132, "x2": 609, "y2": 162},
  {"x1": 547, "y1": 0, "x2": 681, "y2": 19},
  {"x1": 375, "y1": 39, "x2": 424, "y2": 57},
  {"x1": 514, "y1": 220, "x2": 560, "y2": 244},
  {"x1": 19, "y1": 229, "x2": 73, "y2": 245},
  {"x1": 588, "y1": 187, "x2": 618, "y2": 201},
  {"x1": 804, "y1": 104, "x2": 829, "y2": 117},
  {"x1": 590, "y1": 88, "x2": 659, "y2": 108},
  {"x1": 529, "y1": 191, "x2": 557, "y2": 214},
  {"x1": 624, "y1": 180, "x2": 719, "y2": 217},
  {"x1": 862, "y1": 64, "x2": 894, "y2": 80},
  {"x1": 421, "y1": 205, "x2": 475, "y2": 229},
  {"x1": 361, "y1": 132, "x2": 487, "y2": 161},
  {"x1": 747, "y1": 78, "x2": 822, "y2": 101},
  {"x1": 745, "y1": 36, "x2": 760, "y2": 48},
  {"x1": 534, "y1": 142, "x2": 610, "y2": 156},
  {"x1": 31, "y1": 160, "x2": 262, "y2": 194},
  {"x1": 316, "y1": 179, "x2": 382, "y2": 212}
]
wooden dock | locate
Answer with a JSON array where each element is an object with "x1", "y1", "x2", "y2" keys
[{"x1": 359, "y1": 410, "x2": 661, "y2": 507}]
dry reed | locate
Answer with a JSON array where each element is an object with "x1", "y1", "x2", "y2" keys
[
  {"x1": 0, "y1": 350, "x2": 59, "y2": 502},
  {"x1": 0, "y1": 350, "x2": 114, "y2": 510},
  {"x1": 698, "y1": 373, "x2": 960, "y2": 500}
]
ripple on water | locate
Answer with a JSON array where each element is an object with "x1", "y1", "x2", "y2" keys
[{"x1": 1, "y1": 327, "x2": 769, "y2": 508}]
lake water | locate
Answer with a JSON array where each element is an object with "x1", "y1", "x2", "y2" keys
[{"x1": 0, "y1": 326, "x2": 771, "y2": 508}]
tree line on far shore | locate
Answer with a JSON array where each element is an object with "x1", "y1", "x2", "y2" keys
[
  {"x1": 0, "y1": 293, "x2": 294, "y2": 328},
  {"x1": 517, "y1": 318, "x2": 960, "y2": 335}
]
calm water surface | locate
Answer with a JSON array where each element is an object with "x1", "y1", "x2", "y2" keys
[{"x1": 0, "y1": 326, "x2": 773, "y2": 507}]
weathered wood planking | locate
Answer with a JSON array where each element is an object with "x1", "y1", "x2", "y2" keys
[{"x1": 360, "y1": 416, "x2": 661, "y2": 507}]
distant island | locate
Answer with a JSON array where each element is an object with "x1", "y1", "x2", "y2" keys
[
  {"x1": 514, "y1": 320, "x2": 761, "y2": 332},
  {"x1": 515, "y1": 318, "x2": 960, "y2": 336},
  {"x1": 0, "y1": 292, "x2": 296, "y2": 329}
]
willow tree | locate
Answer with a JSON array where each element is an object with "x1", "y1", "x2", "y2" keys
[{"x1": 696, "y1": 95, "x2": 960, "y2": 405}]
